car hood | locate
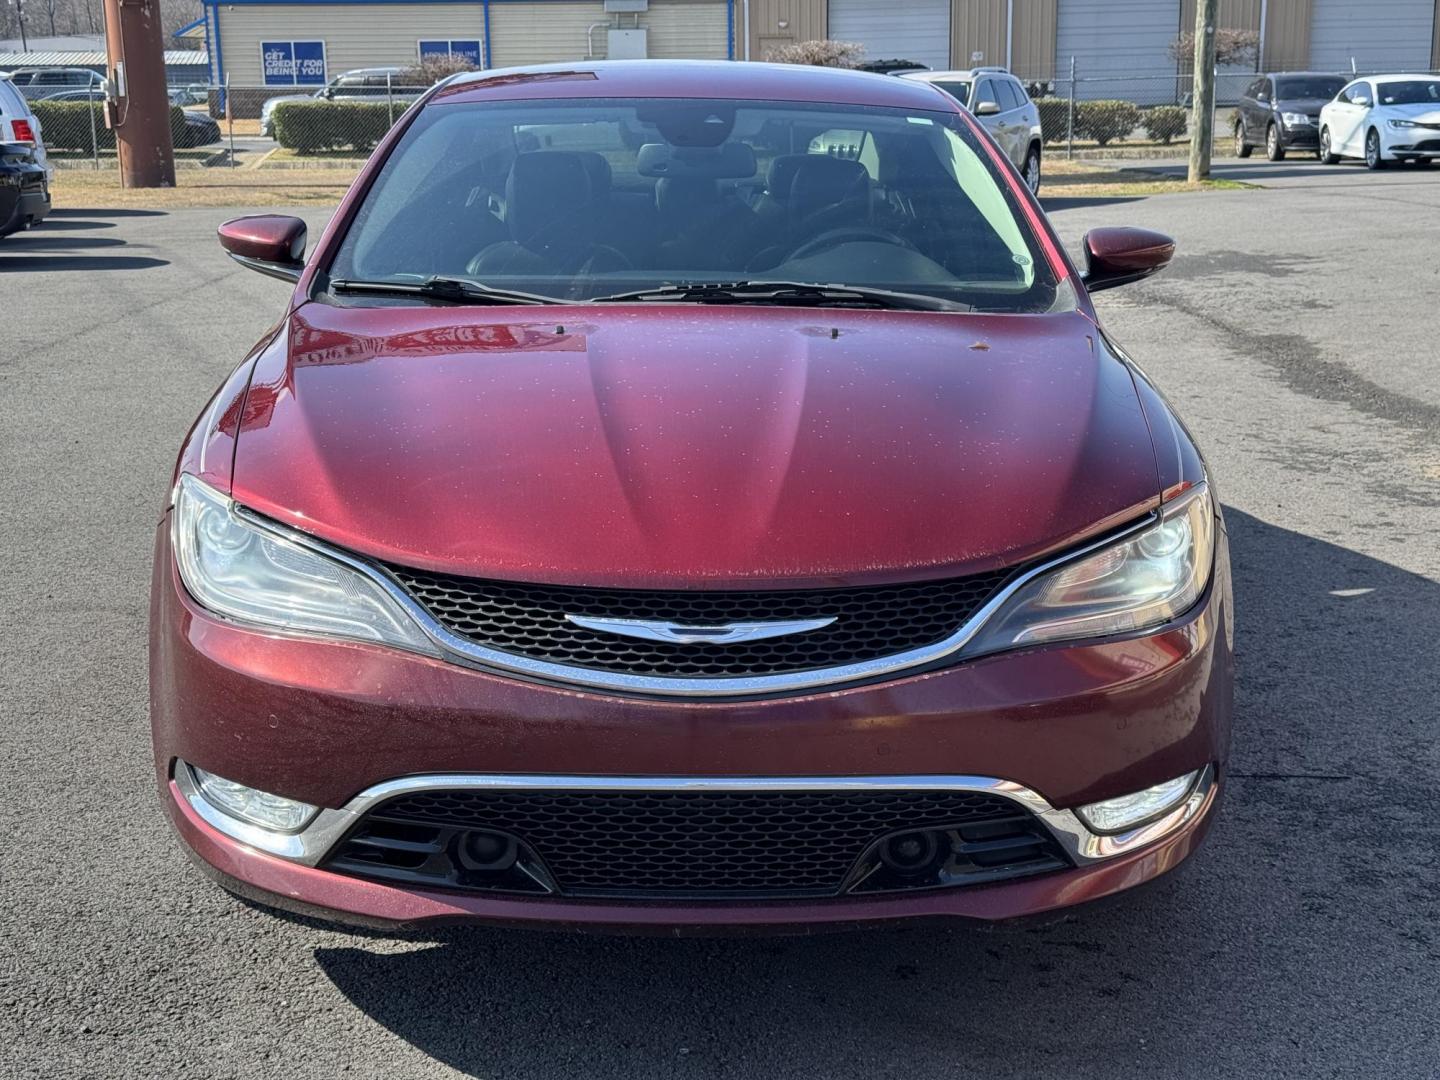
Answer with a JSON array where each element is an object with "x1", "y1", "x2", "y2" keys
[
  {"x1": 228, "y1": 304, "x2": 1161, "y2": 588},
  {"x1": 1379, "y1": 102, "x2": 1440, "y2": 122},
  {"x1": 1276, "y1": 96, "x2": 1332, "y2": 113}
]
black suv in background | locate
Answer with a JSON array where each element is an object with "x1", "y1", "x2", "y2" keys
[
  {"x1": 0, "y1": 141, "x2": 49, "y2": 239},
  {"x1": 1235, "y1": 72, "x2": 1347, "y2": 160}
]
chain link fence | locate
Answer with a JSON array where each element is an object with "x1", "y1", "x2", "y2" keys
[
  {"x1": 1017, "y1": 59, "x2": 1440, "y2": 159},
  {"x1": 33, "y1": 60, "x2": 1440, "y2": 170}
]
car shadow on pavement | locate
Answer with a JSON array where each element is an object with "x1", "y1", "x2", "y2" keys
[
  {"x1": 2, "y1": 212, "x2": 168, "y2": 271},
  {"x1": 307, "y1": 507, "x2": 1440, "y2": 1077},
  {"x1": 47, "y1": 206, "x2": 167, "y2": 218}
]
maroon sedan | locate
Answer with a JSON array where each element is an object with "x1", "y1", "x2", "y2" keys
[{"x1": 152, "y1": 60, "x2": 1230, "y2": 932}]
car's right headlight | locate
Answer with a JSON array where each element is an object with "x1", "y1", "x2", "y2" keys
[
  {"x1": 171, "y1": 473, "x2": 437, "y2": 654},
  {"x1": 964, "y1": 484, "x2": 1214, "y2": 656},
  {"x1": 1387, "y1": 118, "x2": 1417, "y2": 129}
]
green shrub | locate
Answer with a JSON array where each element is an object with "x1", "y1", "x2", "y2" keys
[
  {"x1": 1075, "y1": 100, "x2": 1142, "y2": 146},
  {"x1": 1034, "y1": 96, "x2": 1071, "y2": 145},
  {"x1": 1144, "y1": 105, "x2": 1188, "y2": 145},
  {"x1": 272, "y1": 100, "x2": 395, "y2": 154},
  {"x1": 31, "y1": 100, "x2": 185, "y2": 152}
]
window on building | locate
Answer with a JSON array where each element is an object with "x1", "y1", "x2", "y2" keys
[
  {"x1": 261, "y1": 41, "x2": 328, "y2": 87},
  {"x1": 419, "y1": 39, "x2": 483, "y2": 67}
]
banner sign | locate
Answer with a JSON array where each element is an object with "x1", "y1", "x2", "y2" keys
[
  {"x1": 262, "y1": 41, "x2": 327, "y2": 86},
  {"x1": 419, "y1": 39, "x2": 482, "y2": 66}
]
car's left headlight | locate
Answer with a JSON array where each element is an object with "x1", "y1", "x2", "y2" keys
[
  {"x1": 1387, "y1": 118, "x2": 1417, "y2": 129},
  {"x1": 171, "y1": 474, "x2": 437, "y2": 654},
  {"x1": 964, "y1": 484, "x2": 1214, "y2": 655},
  {"x1": 1281, "y1": 111, "x2": 1310, "y2": 126}
]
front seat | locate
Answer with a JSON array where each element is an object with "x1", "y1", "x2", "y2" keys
[{"x1": 468, "y1": 151, "x2": 630, "y2": 285}]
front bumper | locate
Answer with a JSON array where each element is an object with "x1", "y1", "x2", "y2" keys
[
  {"x1": 151, "y1": 518, "x2": 1233, "y2": 930},
  {"x1": 1280, "y1": 123, "x2": 1320, "y2": 148},
  {"x1": 1380, "y1": 127, "x2": 1440, "y2": 157}
]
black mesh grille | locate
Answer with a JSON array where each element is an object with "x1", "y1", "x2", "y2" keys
[
  {"x1": 383, "y1": 565, "x2": 1014, "y2": 679},
  {"x1": 327, "y1": 787, "x2": 1065, "y2": 898}
]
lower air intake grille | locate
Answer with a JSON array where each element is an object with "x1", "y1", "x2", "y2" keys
[
  {"x1": 325, "y1": 787, "x2": 1070, "y2": 900},
  {"x1": 382, "y1": 565, "x2": 1014, "y2": 679}
]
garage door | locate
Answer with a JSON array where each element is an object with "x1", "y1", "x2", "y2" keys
[
  {"x1": 827, "y1": 0, "x2": 950, "y2": 72},
  {"x1": 1309, "y1": 0, "x2": 1434, "y2": 73},
  {"x1": 1057, "y1": 0, "x2": 1179, "y2": 100},
  {"x1": 647, "y1": 0, "x2": 731, "y2": 58},
  {"x1": 489, "y1": 2, "x2": 606, "y2": 67}
]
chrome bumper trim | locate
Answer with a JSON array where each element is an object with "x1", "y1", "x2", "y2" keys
[{"x1": 174, "y1": 763, "x2": 1217, "y2": 872}]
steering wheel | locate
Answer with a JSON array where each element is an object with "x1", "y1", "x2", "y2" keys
[{"x1": 782, "y1": 226, "x2": 917, "y2": 263}]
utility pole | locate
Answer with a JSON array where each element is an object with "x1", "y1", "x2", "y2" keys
[
  {"x1": 15, "y1": 0, "x2": 29, "y2": 52},
  {"x1": 101, "y1": 0, "x2": 175, "y2": 187},
  {"x1": 1187, "y1": 0, "x2": 1217, "y2": 181}
]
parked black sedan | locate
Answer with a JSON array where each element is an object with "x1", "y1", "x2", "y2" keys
[
  {"x1": 0, "y1": 142, "x2": 49, "y2": 239},
  {"x1": 43, "y1": 90, "x2": 223, "y2": 147},
  {"x1": 1235, "y1": 72, "x2": 1347, "y2": 160}
]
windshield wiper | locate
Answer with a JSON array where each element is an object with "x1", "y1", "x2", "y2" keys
[
  {"x1": 590, "y1": 281, "x2": 969, "y2": 312},
  {"x1": 328, "y1": 276, "x2": 561, "y2": 306}
]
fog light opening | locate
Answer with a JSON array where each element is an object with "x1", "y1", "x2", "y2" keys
[
  {"x1": 190, "y1": 765, "x2": 319, "y2": 833},
  {"x1": 878, "y1": 830, "x2": 946, "y2": 875},
  {"x1": 456, "y1": 830, "x2": 519, "y2": 872},
  {"x1": 1075, "y1": 770, "x2": 1200, "y2": 835}
]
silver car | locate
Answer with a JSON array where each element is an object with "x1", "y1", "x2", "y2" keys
[
  {"x1": 261, "y1": 67, "x2": 424, "y2": 136},
  {"x1": 900, "y1": 68, "x2": 1044, "y2": 193}
]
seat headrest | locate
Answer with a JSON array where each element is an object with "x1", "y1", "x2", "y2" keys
[
  {"x1": 765, "y1": 154, "x2": 809, "y2": 200},
  {"x1": 575, "y1": 151, "x2": 612, "y2": 194},
  {"x1": 505, "y1": 151, "x2": 593, "y2": 250},
  {"x1": 654, "y1": 176, "x2": 719, "y2": 221},
  {"x1": 787, "y1": 156, "x2": 868, "y2": 223}
]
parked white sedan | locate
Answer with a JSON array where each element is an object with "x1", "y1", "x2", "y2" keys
[{"x1": 1319, "y1": 74, "x2": 1440, "y2": 169}]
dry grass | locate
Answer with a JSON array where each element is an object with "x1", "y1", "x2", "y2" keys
[
  {"x1": 50, "y1": 167, "x2": 355, "y2": 208},
  {"x1": 1042, "y1": 157, "x2": 1251, "y2": 198}
]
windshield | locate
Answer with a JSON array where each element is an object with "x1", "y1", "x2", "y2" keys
[
  {"x1": 327, "y1": 96, "x2": 1060, "y2": 312},
  {"x1": 1275, "y1": 76, "x2": 1345, "y2": 99},
  {"x1": 1377, "y1": 80, "x2": 1440, "y2": 106},
  {"x1": 931, "y1": 81, "x2": 973, "y2": 106}
]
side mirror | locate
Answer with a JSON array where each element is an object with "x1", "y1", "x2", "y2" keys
[
  {"x1": 1080, "y1": 227, "x2": 1175, "y2": 292},
  {"x1": 1354, "y1": 95, "x2": 1371, "y2": 107},
  {"x1": 218, "y1": 215, "x2": 307, "y2": 282},
  {"x1": 974, "y1": 100, "x2": 1001, "y2": 116}
]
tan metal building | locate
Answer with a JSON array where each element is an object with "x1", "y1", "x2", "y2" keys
[
  {"x1": 202, "y1": 0, "x2": 1440, "y2": 100},
  {"x1": 740, "y1": 0, "x2": 1440, "y2": 78}
]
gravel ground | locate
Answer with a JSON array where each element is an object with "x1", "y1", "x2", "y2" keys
[{"x1": 2, "y1": 162, "x2": 1438, "y2": 1079}]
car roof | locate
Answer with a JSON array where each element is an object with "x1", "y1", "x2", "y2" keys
[
  {"x1": 337, "y1": 67, "x2": 407, "y2": 77},
  {"x1": 1367, "y1": 72, "x2": 1440, "y2": 83},
  {"x1": 1264, "y1": 71, "x2": 1346, "y2": 78},
  {"x1": 436, "y1": 60, "x2": 962, "y2": 111},
  {"x1": 900, "y1": 69, "x2": 1008, "y2": 82}
]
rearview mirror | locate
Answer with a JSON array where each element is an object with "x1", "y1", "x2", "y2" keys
[
  {"x1": 218, "y1": 215, "x2": 307, "y2": 282},
  {"x1": 974, "y1": 101, "x2": 1001, "y2": 116},
  {"x1": 1080, "y1": 227, "x2": 1175, "y2": 292}
]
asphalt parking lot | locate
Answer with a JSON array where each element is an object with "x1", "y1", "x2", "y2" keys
[{"x1": 3, "y1": 161, "x2": 1439, "y2": 1079}]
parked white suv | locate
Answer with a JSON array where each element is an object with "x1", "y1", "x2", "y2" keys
[
  {"x1": 1319, "y1": 74, "x2": 1440, "y2": 169},
  {"x1": 900, "y1": 68, "x2": 1044, "y2": 192},
  {"x1": 0, "y1": 75, "x2": 51, "y2": 178}
]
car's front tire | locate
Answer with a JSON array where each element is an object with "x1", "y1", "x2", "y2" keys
[
  {"x1": 1234, "y1": 122, "x2": 1252, "y2": 158},
  {"x1": 1365, "y1": 128, "x2": 1387, "y2": 170},
  {"x1": 1319, "y1": 127, "x2": 1341, "y2": 164},
  {"x1": 1265, "y1": 123, "x2": 1286, "y2": 161},
  {"x1": 1021, "y1": 144, "x2": 1041, "y2": 194}
]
